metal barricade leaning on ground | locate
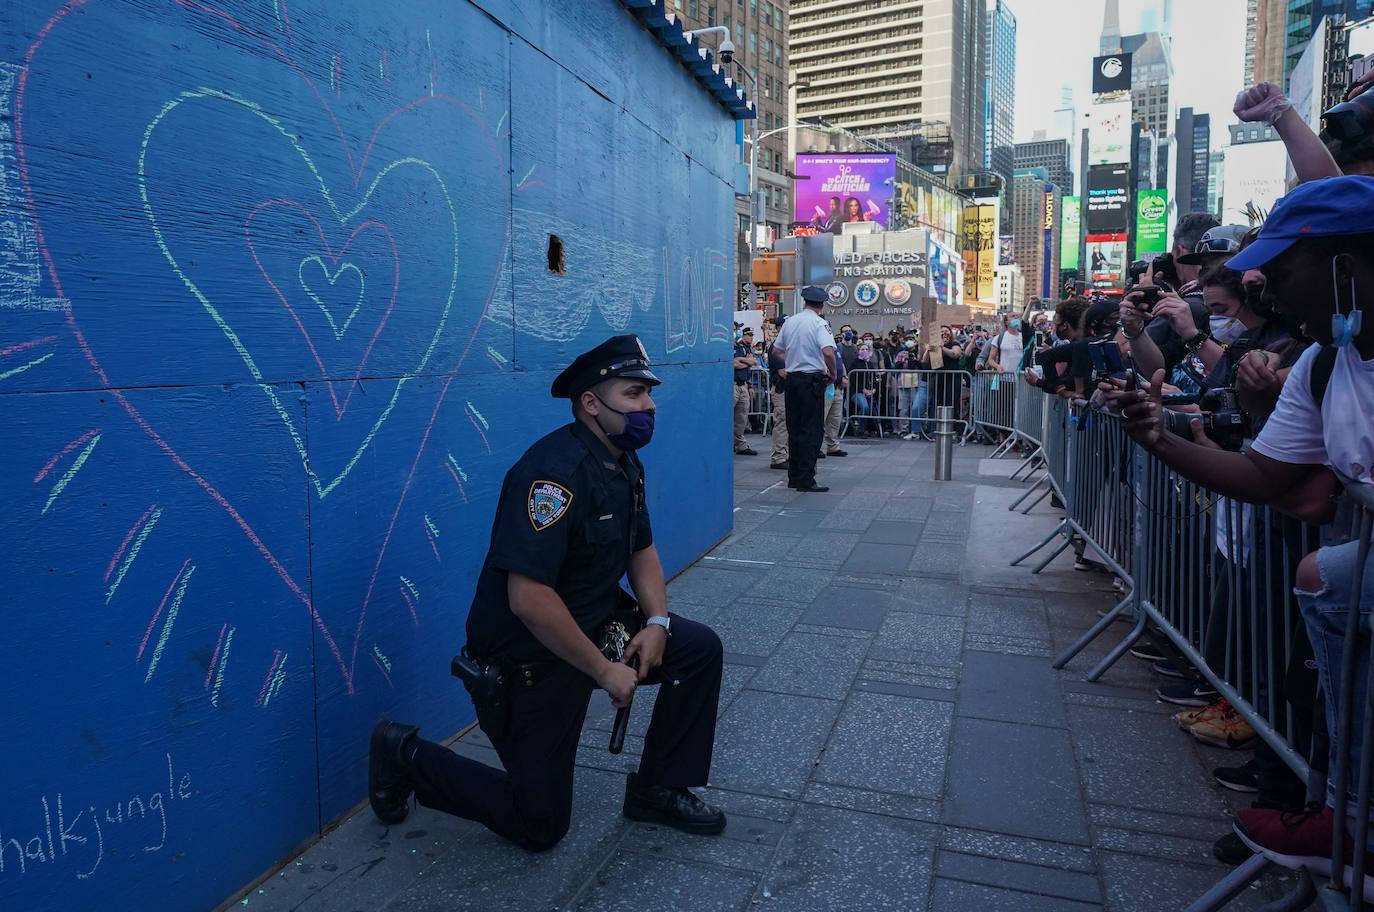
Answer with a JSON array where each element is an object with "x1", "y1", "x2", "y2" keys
[
  {"x1": 841, "y1": 368, "x2": 974, "y2": 442},
  {"x1": 1011, "y1": 399, "x2": 1374, "y2": 909}
]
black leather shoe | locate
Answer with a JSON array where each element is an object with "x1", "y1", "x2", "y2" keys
[
  {"x1": 816, "y1": 451, "x2": 827, "y2": 458},
  {"x1": 369, "y1": 719, "x2": 419, "y2": 825},
  {"x1": 794, "y1": 484, "x2": 830, "y2": 492},
  {"x1": 826, "y1": 449, "x2": 848, "y2": 457},
  {"x1": 623, "y1": 773, "x2": 726, "y2": 835},
  {"x1": 770, "y1": 462, "x2": 788, "y2": 470},
  {"x1": 734, "y1": 447, "x2": 758, "y2": 456}
]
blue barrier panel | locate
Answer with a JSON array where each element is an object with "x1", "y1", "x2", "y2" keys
[{"x1": 0, "y1": 2, "x2": 738, "y2": 908}]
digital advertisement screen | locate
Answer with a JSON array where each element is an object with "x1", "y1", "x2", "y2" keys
[
  {"x1": 1085, "y1": 165, "x2": 1131, "y2": 233},
  {"x1": 1086, "y1": 232, "x2": 1128, "y2": 291},
  {"x1": 1135, "y1": 189, "x2": 1168, "y2": 257},
  {"x1": 794, "y1": 153, "x2": 896, "y2": 233},
  {"x1": 1092, "y1": 52, "x2": 1133, "y2": 94},
  {"x1": 1060, "y1": 196, "x2": 1081, "y2": 271},
  {"x1": 1088, "y1": 100, "x2": 1133, "y2": 166}
]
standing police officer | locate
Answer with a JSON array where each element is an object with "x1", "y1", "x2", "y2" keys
[
  {"x1": 771, "y1": 286, "x2": 838, "y2": 492},
  {"x1": 368, "y1": 335, "x2": 726, "y2": 850}
]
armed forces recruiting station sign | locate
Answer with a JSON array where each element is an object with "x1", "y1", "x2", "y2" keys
[{"x1": 820, "y1": 230, "x2": 930, "y2": 335}]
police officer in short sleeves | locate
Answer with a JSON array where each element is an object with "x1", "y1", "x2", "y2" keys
[{"x1": 367, "y1": 335, "x2": 727, "y2": 851}]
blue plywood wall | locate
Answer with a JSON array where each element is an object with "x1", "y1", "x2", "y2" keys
[{"x1": 0, "y1": 2, "x2": 737, "y2": 909}]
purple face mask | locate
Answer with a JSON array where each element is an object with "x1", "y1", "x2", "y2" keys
[{"x1": 593, "y1": 395, "x2": 656, "y2": 450}]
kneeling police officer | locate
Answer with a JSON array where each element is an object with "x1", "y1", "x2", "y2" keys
[{"x1": 368, "y1": 335, "x2": 727, "y2": 850}]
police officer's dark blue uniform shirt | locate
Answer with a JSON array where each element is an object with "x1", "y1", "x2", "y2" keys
[
  {"x1": 734, "y1": 338, "x2": 752, "y2": 384},
  {"x1": 465, "y1": 420, "x2": 653, "y2": 661}
]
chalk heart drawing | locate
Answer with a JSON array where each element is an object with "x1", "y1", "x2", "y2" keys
[
  {"x1": 245, "y1": 200, "x2": 401, "y2": 420},
  {"x1": 299, "y1": 256, "x2": 365, "y2": 341},
  {"x1": 139, "y1": 87, "x2": 460, "y2": 499}
]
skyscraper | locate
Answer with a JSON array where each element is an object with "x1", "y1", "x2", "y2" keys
[
  {"x1": 1013, "y1": 137, "x2": 1073, "y2": 195},
  {"x1": 674, "y1": 0, "x2": 790, "y2": 291},
  {"x1": 1285, "y1": 1, "x2": 1374, "y2": 87},
  {"x1": 790, "y1": 0, "x2": 987, "y2": 178},
  {"x1": 1174, "y1": 108, "x2": 1211, "y2": 215},
  {"x1": 985, "y1": 0, "x2": 1017, "y2": 195},
  {"x1": 1011, "y1": 169, "x2": 1061, "y2": 302},
  {"x1": 1248, "y1": 0, "x2": 1287, "y2": 86}
]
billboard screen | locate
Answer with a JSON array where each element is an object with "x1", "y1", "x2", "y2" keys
[
  {"x1": 1085, "y1": 165, "x2": 1131, "y2": 233},
  {"x1": 1060, "y1": 196, "x2": 1081, "y2": 271},
  {"x1": 794, "y1": 153, "x2": 897, "y2": 233},
  {"x1": 1086, "y1": 232, "x2": 1128, "y2": 291},
  {"x1": 1092, "y1": 52, "x2": 1133, "y2": 94},
  {"x1": 1042, "y1": 188, "x2": 1056, "y2": 299},
  {"x1": 1088, "y1": 101, "x2": 1133, "y2": 165},
  {"x1": 960, "y1": 205, "x2": 997, "y2": 303},
  {"x1": 1135, "y1": 189, "x2": 1168, "y2": 257}
]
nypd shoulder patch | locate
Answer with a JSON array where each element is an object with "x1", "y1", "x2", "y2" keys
[{"x1": 528, "y1": 480, "x2": 573, "y2": 531}]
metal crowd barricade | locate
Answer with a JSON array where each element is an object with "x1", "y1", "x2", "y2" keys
[
  {"x1": 1016, "y1": 398, "x2": 1374, "y2": 909},
  {"x1": 746, "y1": 367, "x2": 772, "y2": 434},
  {"x1": 842, "y1": 368, "x2": 974, "y2": 441},
  {"x1": 968, "y1": 370, "x2": 1020, "y2": 452}
]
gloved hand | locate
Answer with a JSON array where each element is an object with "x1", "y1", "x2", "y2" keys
[{"x1": 1234, "y1": 82, "x2": 1292, "y2": 126}]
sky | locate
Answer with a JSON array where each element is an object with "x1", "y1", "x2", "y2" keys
[{"x1": 1011, "y1": 0, "x2": 1248, "y2": 152}]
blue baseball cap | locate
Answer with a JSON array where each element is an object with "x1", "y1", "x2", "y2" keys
[{"x1": 1227, "y1": 175, "x2": 1374, "y2": 271}]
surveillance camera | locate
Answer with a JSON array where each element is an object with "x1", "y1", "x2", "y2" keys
[{"x1": 718, "y1": 38, "x2": 735, "y2": 66}]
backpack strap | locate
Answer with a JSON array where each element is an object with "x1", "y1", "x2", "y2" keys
[{"x1": 1310, "y1": 344, "x2": 1338, "y2": 408}]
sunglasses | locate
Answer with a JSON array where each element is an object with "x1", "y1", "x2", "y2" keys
[{"x1": 1193, "y1": 236, "x2": 1241, "y2": 255}]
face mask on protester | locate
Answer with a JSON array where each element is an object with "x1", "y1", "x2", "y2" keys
[
  {"x1": 858, "y1": 347, "x2": 873, "y2": 362},
  {"x1": 843, "y1": 331, "x2": 856, "y2": 342},
  {"x1": 904, "y1": 341, "x2": 916, "y2": 350},
  {"x1": 1010, "y1": 319, "x2": 1021, "y2": 331},
  {"x1": 1331, "y1": 254, "x2": 1363, "y2": 349},
  {"x1": 1209, "y1": 315, "x2": 1246, "y2": 346},
  {"x1": 592, "y1": 395, "x2": 655, "y2": 450}
]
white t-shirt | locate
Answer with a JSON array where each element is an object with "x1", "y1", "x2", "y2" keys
[
  {"x1": 1251, "y1": 343, "x2": 1374, "y2": 485},
  {"x1": 774, "y1": 309, "x2": 835, "y2": 374},
  {"x1": 995, "y1": 331, "x2": 1023, "y2": 373}
]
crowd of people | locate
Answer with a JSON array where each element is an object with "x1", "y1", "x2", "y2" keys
[
  {"x1": 1019, "y1": 75, "x2": 1374, "y2": 890},
  {"x1": 729, "y1": 71, "x2": 1374, "y2": 893},
  {"x1": 730, "y1": 309, "x2": 1047, "y2": 466}
]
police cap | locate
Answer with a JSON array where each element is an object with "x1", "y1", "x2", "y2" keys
[
  {"x1": 551, "y1": 334, "x2": 662, "y2": 399},
  {"x1": 801, "y1": 285, "x2": 827, "y2": 305}
]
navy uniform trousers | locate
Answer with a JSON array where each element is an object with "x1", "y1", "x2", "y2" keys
[{"x1": 408, "y1": 615, "x2": 722, "y2": 851}]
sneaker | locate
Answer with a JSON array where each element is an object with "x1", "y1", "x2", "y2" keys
[
  {"x1": 1073, "y1": 557, "x2": 1095, "y2": 572},
  {"x1": 1213, "y1": 831, "x2": 1255, "y2": 865},
  {"x1": 1159, "y1": 681, "x2": 1221, "y2": 708},
  {"x1": 1234, "y1": 805, "x2": 1374, "y2": 897},
  {"x1": 816, "y1": 451, "x2": 826, "y2": 459},
  {"x1": 901, "y1": 433, "x2": 915, "y2": 440},
  {"x1": 1129, "y1": 642, "x2": 1167, "y2": 662},
  {"x1": 827, "y1": 449, "x2": 848, "y2": 457},
  {"x1": 1188, "y1": 701, "x2": 1258, "y2": 749},
  {"x1": 1112, "y1": 577, "x2": 1127, "y2": 593},
  {"x1": 1213, "y1": 760, "x2": 1260, "y2": 793},
  {"x1": 1152, "y1": 659, "x2": 1187, "y2": 679},
  {"x1": 1174, "y1": 698, "x2": 1230, "y2": 727},
  {"x1": 734, "y1": 447, "x2": 757, "y2": 456}
]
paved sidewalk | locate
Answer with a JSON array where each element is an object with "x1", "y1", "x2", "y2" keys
[{"x1": 240, "y1": 434, "x2": 1299, "y2": 911}]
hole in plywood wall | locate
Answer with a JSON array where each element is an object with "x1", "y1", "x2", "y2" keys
[{"x1": 547, "y1": 234, "x2": 566, "y2": 274}]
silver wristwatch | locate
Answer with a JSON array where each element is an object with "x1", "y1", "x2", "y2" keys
[{"x1": 645, "y1": 615, "x2": 671, "y2": 636}]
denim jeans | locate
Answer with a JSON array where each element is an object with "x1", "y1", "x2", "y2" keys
[
  {"x1": 912, "y1": 385, "x2": 930, "y2": 435},
  {"x1": 850, "y1": 392, "x2": 875, "y2": 435},
  {"x1": 1298, "y1": 537, "x2": 1374, "y2": 815},
  {"x1": 897, "y1": 386, "x2": 917, "y2": 435}
]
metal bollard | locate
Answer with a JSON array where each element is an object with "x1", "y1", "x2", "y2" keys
[{"x1": 934, "y1": 405, "x2": 954, "y2": 480}]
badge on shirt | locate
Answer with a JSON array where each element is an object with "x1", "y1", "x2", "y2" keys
[{"x1": 528, "y1": 481, "x2": 573, "y2": 531}]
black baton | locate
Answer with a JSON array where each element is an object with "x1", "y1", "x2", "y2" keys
[{"x1": 608, "y1": 656, "x2": 639, "y2": 754}]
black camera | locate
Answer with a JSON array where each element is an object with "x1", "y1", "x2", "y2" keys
[{"x1": 1163, "y1": 387, "x2": 1248, "y2": 450}]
